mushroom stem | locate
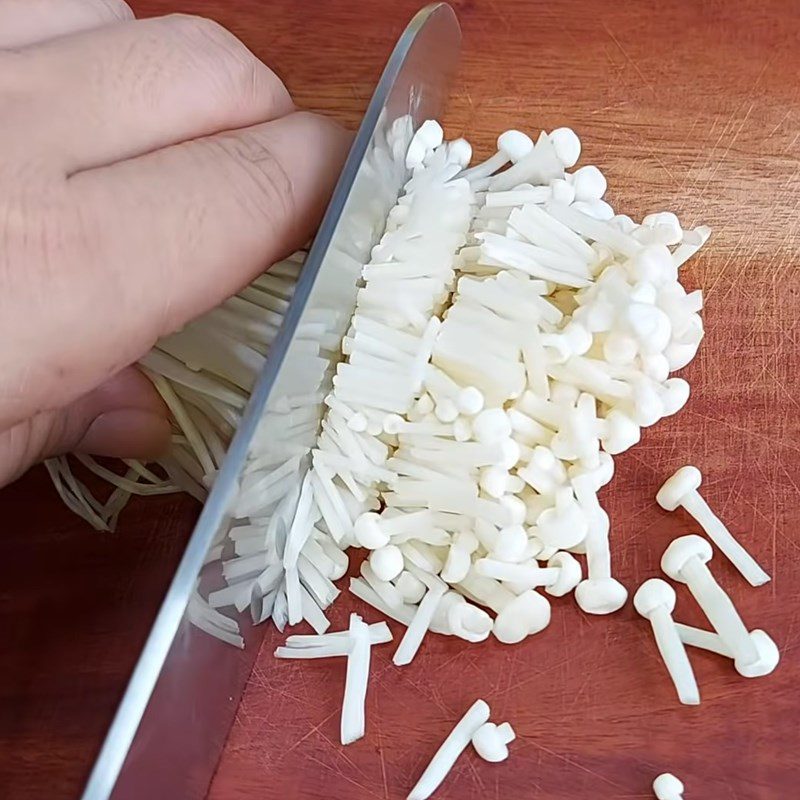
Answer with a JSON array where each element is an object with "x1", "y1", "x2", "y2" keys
[
  {"x1": 681, "y1": 557, "x2": 759, "y2": 667},
  {"x1": 649, "y1": 605, "x2": 700, "y2": 705},
  {"x1": 407, "y1": 700, "x2": 491, "y2": 800},
  {"x1": 674, "y1": 622, "x2": 731, "y2": 657},
  {"x1": 681, "y1": 491, "x2": 770, "y2": 587}
]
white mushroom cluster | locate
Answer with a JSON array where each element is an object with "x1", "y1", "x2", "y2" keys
[
  {"x1": 47, "y1": 119, "x2": 711, "y2": 662},
  {"x1": 324, "y1": 121, "x2": 710, "y2": 658}
]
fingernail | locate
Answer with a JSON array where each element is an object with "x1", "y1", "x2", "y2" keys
[{"x1": 77, "y1": 409, "x2": 171, "y2": 459}]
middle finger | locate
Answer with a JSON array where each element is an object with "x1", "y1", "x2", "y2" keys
[{"x1": 3, "y1": 13, "x2": 294, "y2": 175}]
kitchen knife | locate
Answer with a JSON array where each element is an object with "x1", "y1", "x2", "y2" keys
[{"x1": 81, "y1": 4, "x2": 461, "y2": 799}]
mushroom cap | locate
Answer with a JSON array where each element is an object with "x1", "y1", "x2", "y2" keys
[
  {"x1": 497, "y1": 129, "x2": 533, "y2": 162},
  {"x1": 549, "y1": 127, "x2": 581, "y2": 168},
  {"x1": 661, "y1": 534, "x2": 712, "y2": 582},
  {"x1": 626, "y1": 303, "x2": 672, "y2": 356},
  {"x1": 457, "y1": 386, "x2": 484, "y2": 416},
  {"x1": 653, "y1": 772, "x2": 684, "y2": 799},
  {"x1": 735, "y1": 630, "x2": 780, "y2": 678},
  {"x1": 531, "y1": 444, "x2": 561, "y2": 473},
  {"x1": 440, "y1": 545, "x2": 472, "y2": 584},
  {"x1": 642, "y1": 211, "x2": 683, "y2": 246},
  {"x1": 471, "y1": 723, "x2": 510, "y2": 763},
  {"x1": 633, "y1": 578, "x2": 676, "y2": 617},
  {"x1": 564, "y1": 323, "x2": 593, "y2": 356},
  {"x1": 537, "y1": 498, "x2": 588, "y2": 549},
  {"x1": 641, "y1": 352, "x2": 670, "y2": 383},
  {"x1": 416, "y1": 119, "x2": 444, "y2": 148},
  {"x1": 627, "y1": 244, "x2": 677, "y2": 287},
  {"x1": 628, "y1": 376, "x2": 666, "y2": 426},
  {"x1": 348, "y1": 412, "x2": 369, "y2": 432},
  {"x1": 431, "y1": 590, "x2": 464, "y2": 627},
  {"x1": 472, "y1": 408, "x2": 512, "y2": 444},
  {"x1": 602, "y1": 409, "x2": 641, "y2": 455},
  {"x1": 353, "y1": 512, "x2": 390, "y2": 549},
  {"x1": 369, "y1": 544, "x2": 404, "y2": 582},
  {"x1": 434, "y1": 398, "x2": 459, "y2": 423},
  {"x1": 395, "y1": 570, "x2": 426, "y2": 605},
  {"x1": 571, "y1": 165, "x2": 607, "y2": 202},
  {"x1": 656, "y1": 465, "x2": 702, "y2": 511},
  {"x1": 448, "y1": 602, "x2": 493, "y2": 644},
  {"x1": 492, "y1": 525, "x2": 528, "y2": 562},
  {"x1": 545, "y1": 552, "x2": 582, "y2": 597},
  {"x1": 493, "y1": 590, "x2": 551, "y2": 644},
  {"x1": 661, "y1": 378, "x2": 691, "y2": 417},
  {"x1": 575, "y1": 577, "x2": 628, "y2": 614},
  {"x1": 665, "y1": 339, "x2": 700, "y2": 372},
  {"x1": 446, "y1": 137, "x2": 472, "y2": 168},
  {"x1": 431, "y1": 589, "x2": 467, "y2": 636}
]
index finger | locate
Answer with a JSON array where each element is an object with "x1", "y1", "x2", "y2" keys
[{"x1": 1, "y1": 111, "x2": 351, "y2": 427}]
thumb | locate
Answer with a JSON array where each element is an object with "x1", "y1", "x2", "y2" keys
[{"x1": 0, "y1": 367, "x2": 170, "y2": 486}]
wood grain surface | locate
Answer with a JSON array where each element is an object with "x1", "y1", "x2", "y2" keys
[{"x1": 1, "y1": 0, "x2": 799, "y2": 798}]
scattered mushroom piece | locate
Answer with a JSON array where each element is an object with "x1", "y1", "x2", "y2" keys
[
  {"x1": 407, "y1": 699, "x2": 491, "y2": 800},
  {"x1": 661, "y1": 535, "x2": 760, "y2": 668},
  {"x1": 652, "y1": 772, "x2": 685, "y2": 800},
  {"x1": 471, "y1": 721, "x2": 516, "y2": 762},
  {"x1": 657, "y1": 465, "x2": 770, "y2": 587},
  {"x1": 633, "y1": 579, "x2": 699, "y2": 705}
]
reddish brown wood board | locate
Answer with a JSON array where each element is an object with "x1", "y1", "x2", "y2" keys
[{"x1": 1, "y1": 1, "x2": 799, "y2": 798}]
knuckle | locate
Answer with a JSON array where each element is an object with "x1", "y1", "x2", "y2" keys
[
  {"x1": 165, "y1": 13, "x2": 249, "y2": 72},
  {"x1": 206, "y1": 131, "x2": 295, "y2": 223},
  {"x1": 162, "y1": 14, "x2": 288, "y2": 114},
  {"x1": 162, "y1": 13, "x2": 234, "y2": 49}
]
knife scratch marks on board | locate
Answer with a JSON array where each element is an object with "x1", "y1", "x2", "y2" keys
[
  {"x1": 683, "y1": 409, "x2": 800, "y2": 453},
  {"x1": 752, "y1": 457, "x2": 781, "y2": 596},
  {"x1": 464, "y1": 749, "x2": 487, "y2": 792},
  {"x1": 703, "y1": 231, "x2": 752, "y2": 298},
  {"x1": 283, "y1": 709, "x2": 340, "y2": 756},
  {"x1": 493, "y1": 655, "x2": 574, "y2": 700},
  {"x1": 697, "y1": 56, "x2": 776, "y2": 197},
  {"x1": 305, "y1": 752, "x2": 383, "y2": 800},
  {"x1": 375, "y1": 723, "x2": 389, "y2": 800},
  {"x1": 317, "y1": 727, "x2": 374, "y2": 781},
  {"x1": 525, "y1": 738, "x2": 626, "y2": 788},
  {"x1": 600, "y1": 21, "x2": 657, "y2": 99},
  {"x1": 486, "y1": 0, "x2": 511, "y2": 33},
  {"x1": 767, "y1": 109, "x2": 792, "y2": 138},
  {"x1": 392, "y1": 659, "x2": 451, "y2": 715}
]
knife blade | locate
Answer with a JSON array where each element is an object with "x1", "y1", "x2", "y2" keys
[{"x1": 81, "y1": 5, "x2": 461, "y2": 799}]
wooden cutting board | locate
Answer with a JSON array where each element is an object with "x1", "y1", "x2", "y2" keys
[{"x1": 1, "y1": 1, "x2": 798, "y2": 798}]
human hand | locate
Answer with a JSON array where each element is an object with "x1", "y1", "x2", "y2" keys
[{"x1": 0, "y1": 0, "x2": 351, "y2": 487}]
